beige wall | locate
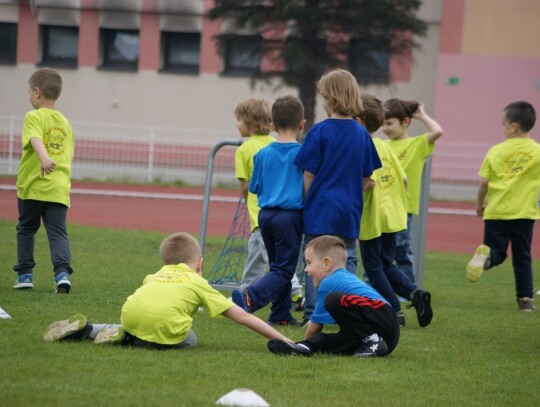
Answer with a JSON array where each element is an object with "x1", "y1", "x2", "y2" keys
[{"x1": 463, "y1": 0, "x2": 540, "y2": 56}]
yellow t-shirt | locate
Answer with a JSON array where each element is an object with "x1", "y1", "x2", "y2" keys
[
  {"x1": 121, "y1": 264, "x2": 234, "y2": 345},
  {"x1": 234, "y1": 135, "x2": 275, "y2": 231},
  {"x1": 16, "y1": 108, "x2": 74, "y2": 207},
  {"x1": 386, "y1": 133, "x2": 433, "y2": 215},
  {"x1": 361, "y1": 137, "x2": 407, "y2": 241},
  {"x1": 479, "y1": 137, "x2": 540, "y2": 220}
]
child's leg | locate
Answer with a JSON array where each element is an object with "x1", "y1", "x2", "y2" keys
[
  {"x1": 380, "y1": 233, "x2": 418, "y2": 299},
  {"x1": 483, "y1": 220, "x2": 510, "y2": 267},
  {"x1": 248, "y1": 209, "x2": 302, "y2": 322},
  {"x1": 359, "y1": 237, "x2": 401, "y2": 311},
  {"x1": 509, "y1": 219, "x2": 534, "y2": 299},
  {"x1": 14, "y1": 199, "x2": 41, "y2": 275},
  {"x1": 42, "y1": 202, "x2": 73, "y2": 276},
  {"x1": 240, "y1": 228, "x2": 268, "y2": 288},
  {"x1": 340, "y1": 236, "x2": 358, "y2": 275},
  {"x1": 394, "y1": 214, "x2": 415, "y2": 282}
]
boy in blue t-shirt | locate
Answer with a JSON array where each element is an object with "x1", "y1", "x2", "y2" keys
[
  {"x1": 294, "y1": 69, "x2": 381, "y2": 322},
  {"x1": 268, "y1": 235, "x2": 400, "y2": 357},
  {"x1": 232, "y1": 96, "x2": 305, "y2": 325}
]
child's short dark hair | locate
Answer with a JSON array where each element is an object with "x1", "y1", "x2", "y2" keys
[
  {"x1": 305, "y1": 235, "x2": 347, "y2": 266},
  {"x1": 272, "y1": 95, "x2": 304, "y2": 131},
  {"x1": 234, "y1": 98, "x2": 272, "y2": 135},
  {"x1": 504, "y1": 101, "x2": 536, "y2": 132},
  {"x1": 357, "y1": 94, "x2": 384, "y2": 133},
  {"x1": 29, "y1": 68, "x2": 62, "y2": 100},
  {"x1": 384, "y1": 98, "x2": 419, "y2": 122},
  {"x1": 159, "y1": 232, "x2": 201, "y2": 265}
]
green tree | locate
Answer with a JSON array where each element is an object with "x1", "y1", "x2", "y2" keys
[{"x1": 209, "y1": 0, "x2": 427, "y2": 130}]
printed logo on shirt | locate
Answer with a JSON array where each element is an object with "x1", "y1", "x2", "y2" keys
[
  {"x1": 377, "y1": 157, "x2": 396, "y2": 190},
  {"x1": 154, "y1": 271, "x2": 190, "y2": 284},
  {"x1": 503, "y1": 152, "x2": 534, "y2": 178},
  {"x1": 44, "y1": 126, "x2": 67, "y2": 157}
]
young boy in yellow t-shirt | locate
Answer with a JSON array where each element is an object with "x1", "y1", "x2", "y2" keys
[
  {"x1": 357, "y1": 95, "x2": 433, "y2": 328},
  {"x1": 43, "y1": 232, "x2": 295, "y2": 349},
  {"x1": 467, "y1": 101, "x2": 540, "y2": 312},
  {"x1": 382, "y1": 99, "x2": 443, "y2": 283},
  {"x1": 13, "y1": 68, "x2": 75, "y2": 294}
]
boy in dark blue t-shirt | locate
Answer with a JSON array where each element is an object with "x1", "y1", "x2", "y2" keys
[{"x1": 294, "y1": 69, "x2": 381, "y2": 322}]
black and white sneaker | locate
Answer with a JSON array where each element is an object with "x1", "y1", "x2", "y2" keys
[
  {"x1": 354, "y1": 334, "x2": 388, "y2": 357},
  {"x1": 267, "y1": 339, "x2": 311, "y2": 356},
  {"x1": 407, "y1": 289, "x2": 433, "y2": 327}
]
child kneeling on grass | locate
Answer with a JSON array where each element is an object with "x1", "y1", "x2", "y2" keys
[
  {"x1": 43, "y1": 232, "x2": 294, "y2": 349},
  {"x1": 268, "y1": 235, "x2": 400, "y2": 358}
]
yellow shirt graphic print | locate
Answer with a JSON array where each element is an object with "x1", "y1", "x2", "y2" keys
[
  {"x1": 502, "y1": 151, "x2": 534, "y2": 178},
  {"x1": 45, "y1": 126, "x2": 68, "y2": 157},
  {"x1": 377, "y1": 157, "x2": 396, "y2": 190}
]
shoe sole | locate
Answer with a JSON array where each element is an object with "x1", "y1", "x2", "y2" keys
[
  {"x1": 267, "y1": 339, "x2": 310, "y2": 356},
  {"x1": 13, "y1": 283, "x2": 34, "y2": 289},
  {"x1": 43, "y1": 314, "x2": 87, "y2": 342},
  {"x1": 94, "y1": 326, "x2": 125, "y2": 344},
  {"x1": 467, "y1": 245, "x2": 490, "y2": 283},
  {"x1": 416, "y1": 291, "x2": 433, "y2": 328}
]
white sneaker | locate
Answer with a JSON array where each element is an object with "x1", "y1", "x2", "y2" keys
[
  {"x1": 94, "y1": 325, "x2": 125, "y2": 345},
  {"x1": 467, "y1": 244, "x2": 490, "y2": 283},
  {"x1": 43, "y1": 314, "x2": 88, "y2": 342}
]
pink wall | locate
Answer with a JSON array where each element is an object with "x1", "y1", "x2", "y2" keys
[
  {"x1": 17, "y1": 4, "x2": 38, "y2": 63},
  {"x1": 200, "y1": 0, "x2": 221, "y2": 74},
  {"x1": 79, "y1": 7, "x2": 99, "y2": 67},
  {"x1": 139, "y1": 5, "x2": 160, "y2": 70},
  {"x1": 439, "y1": 0, "x2": 464, "y2": 54}
]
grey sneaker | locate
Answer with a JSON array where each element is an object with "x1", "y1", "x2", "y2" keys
[
  {"x1": 467, "y1": 244, "x2": 490, "y2": 283},
  {"x1": 517, "y1": 297, "x2": 536, "y2": 312},
  {"x1": 94, "y1": 325, "x2": 126, "y2": 344},
  {"x1": 43, "y1": 314, "x2": 89, "y2": 342}
]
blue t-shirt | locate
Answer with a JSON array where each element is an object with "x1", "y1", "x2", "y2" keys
[
  {"x1": 311, "y1": 268, "x2": 389, "y2": 325},
  {"x1": 294, "y1": 119, "x2": 381, "y2": 239},
  {"x1": 249, "y1": 142, "x2": 303, "y2": 210}
]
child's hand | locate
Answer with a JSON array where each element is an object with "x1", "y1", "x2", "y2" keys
[
  {"x1": 40, "y1": 157, "x2": 56, "y2": 176},
  {"x1": 412, "y1": 103, "x2": 426, "y2": 119},
  {"x1": 476, "y1": 204, "x2": 485, "y2": 217}
]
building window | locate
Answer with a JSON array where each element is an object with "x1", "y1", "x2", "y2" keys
[
  {"x1": 223, "y1": 36, "x2": 261, "y2": 76},
  {"x1": 161, "y1": 32, "x2": 200, "y2": 74},
  {"x1": 101, "y1": 28, "x2": 139, "y2": 71},
  {"x1": 0, "y1": 22, "x2": 17, "y2": 65},
  {"x1": 40, "y1": 25, "x2": 78, "y2": 68},
  {"x1": 349, "y1": 40, "x2": 390, "y2": 84}
]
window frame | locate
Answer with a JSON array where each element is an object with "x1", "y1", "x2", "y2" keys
[
  {"x1": 349, "y1": 39, "x2": 390, "y2": 85},
  {"x1": 222, "y1": 35, "x2": 262, "y2": 76},
  {"x1": 100, "y1": 28, "x2": 140, "y2": 72},
  {"x1": 161, "y1": 31, "x2": 201, "y2": 74},
  {"x1": 39, "y1": 25, "x2": 79, "y2": 68},
  {"x1": 0, "y1": 22, "x2": 17, "y2": 65}
]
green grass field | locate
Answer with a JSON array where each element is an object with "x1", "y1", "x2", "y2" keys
[{"x1": 0, "y1": 220, "x2": 538, "y2": 407}]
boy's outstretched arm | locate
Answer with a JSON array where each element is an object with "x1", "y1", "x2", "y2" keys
[
  {"x1": 223, "y1": 305, "x2": 294, "y2": 342},
  {"x1": 30, "y1": 137, "x2": 55, "y2": 176},
  {"x1": 413, "y1": 103, "x2": 443, "y2": 144},
  {"x1": 238, "y1": 179, "x2": 249, "y2": 202},
  {"x1": 476, "y1": 178, "x2": 488, "y2": 216}
]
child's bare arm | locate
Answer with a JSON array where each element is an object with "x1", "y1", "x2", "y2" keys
[
  {"x1": 363, "y1": 176, "x2": 376, "y2": 191},
  {"x1": 223, "y1": 305, "x2": 294, "y2": 342},
  {"x1": 413, "y1": 103, "x2": 443, "y2": 144},
  {"x1": 303, "y1": 171, "x2": 315, "y2": 197},
  {"x1": 30, "y1": 137, "x2": 55, "y2": 176},
  {"x1": 476, "y1": 178, "x2": 488, "y2": 216},
  {"x1": 238, "y1": 179, "x2": 249, "y2": 202},
  {"x1": 304, "y1": 321, "x2": 323, "y2": 340}
]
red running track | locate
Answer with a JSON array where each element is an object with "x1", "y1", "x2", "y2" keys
[{"x1": 1, "y1": 178, "x2": 538, "y2": 258}]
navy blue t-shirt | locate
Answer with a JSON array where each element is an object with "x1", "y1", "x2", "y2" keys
[{"x1": 294, "y1": 118, "x2": 381, "y2": 239}]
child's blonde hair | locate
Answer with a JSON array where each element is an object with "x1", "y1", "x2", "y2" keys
[
  {"x1": 159, "y1": 232, "x2": 201, "y2": 266},
  {"x1": 318, "y1": 69, "x2": 362, "y2": 117},
  {"x1": 305, "y1": 235, "x2": 347, "y2": 267},
  {"x1": 234, "y1": 98, "x2": 272, "y2": 135},
  {"x1": 29, "y1": 68, "x2": 62, "y2": 100}
]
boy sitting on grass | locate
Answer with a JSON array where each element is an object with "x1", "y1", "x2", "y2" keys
[
  {"x1": 268, "y1": 235, "x2": 400, "y2": 358},
  {"x1": 43, "y1": 232, "x2": 294, "y2": 349}
]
